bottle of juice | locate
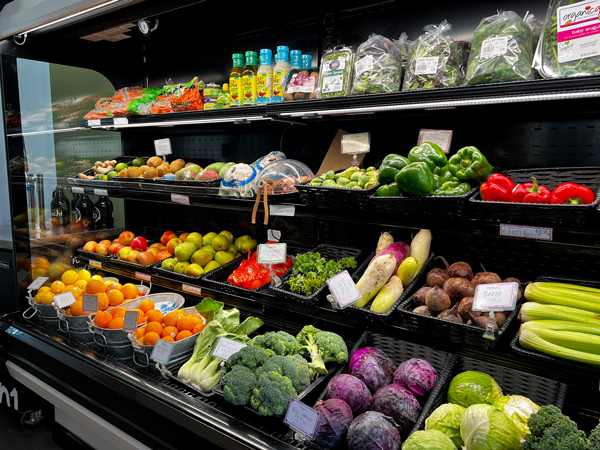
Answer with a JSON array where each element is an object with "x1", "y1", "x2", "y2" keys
[
  {"x1": 257, "y1": 49, "x2": 273, "y2": 104},
  {"x1": 242, "y1": 51, "x2": 258, "y2": 106},
  {"x1": 217, "y1": 83, "x2": 230, "y2": 108},
  {"x1": 229, "y1": 53, "x2": 244, "y2": 108},
  {"x1": 290, "y1": 50, "x2": 302, "y2": 70},
  {"x1": 272, "y1": 46, "x2": 290, "y2": 103}
]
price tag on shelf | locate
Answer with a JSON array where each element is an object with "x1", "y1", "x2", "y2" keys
[
  {"x1": 171, "y1": 193, "x2": 190, "y2": 205},
  {"x1": 135, "y1": 272, "x2": 152, "y2": 283},
  {"x1": 113, "y1": 117, "x2": 128, "y2": 125},
  {"x1": 154, "y1": 138, "x2": 173, "y2": 156},
  {"x1": 53, "y1": 292, "x2": 77, "y2": 309},
  {"x1": 257, "y1": 243, "x2": 287, "y2": 264},
  {"x1": 418, "y1": 129, "x2": 453, "y2": 153},
  {"x1": 326, "y1": 270, "x2": 363, "y2": 309},
  {"x1": 284, "y1": 399, "x2": 320, "y2": 439},
  {"x1": 500, "y1": 224, "x2": 553, "y2": 241},
  {"x1": 87, "y1": 119, "x2": 101, "y2": 127},
  {"x1": 267, "y1": 229, "x2": 281, "y2": 242},
  {"x1": 211, "y1": 337, "x2": 247, "y2": 361},
  {"x1": 72, "y1": 187, "x2": 84, "y2": 194},
  {"x1": 82, "y1": 294, "x2": 99, "y2": 313},
  {"x1": 94, "y1": 189, "x2": 108, "y2": 196},
  {"x1": 182, "y1": 284, "x2": 202, "y2": 296},
  {"x1": 27, "y1": 277, "x2": 49, "y2": 291},
  {"x1": 89, "y1": 260, "x2": 102, "y2": 269},
  {"x1": 341, "y1": 132, "x2": 371, "y2": 155},
  {"x1": 151, "y1": 338, "x2": 175, "y2": 365},
  {"x1": 123, "y1": 310, "x2": 140, "y2": 332},
  {"x1": 269, "y1": 205, "x2": 295, "y2": 217},
  {"x1": 473, "y1": 282, "x2": 519, "y2": 312}
]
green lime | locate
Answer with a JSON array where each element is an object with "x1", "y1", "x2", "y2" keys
[
  {"x1": 95, "y1": 173, "x2": 104, "y2": 180},
  {"x1": 114, "y1": 162, "x2": 128, "y2": 172},
  {"x1": 106, "y1": 171, "x2": 118, "y2": 180},
  {"x1": 131, "y1": 158, "x2": 145, "y2": 167}
]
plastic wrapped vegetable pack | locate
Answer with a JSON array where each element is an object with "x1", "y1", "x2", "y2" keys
[
  {"x1": 318, "y1": 46, "x2": 355, "y2": 98},
  {"x1": 465, "y1": 10, "x2": 536, "y2": 85},
  {"x1": 403, "y1": 20, "x2": 461, "y2": 91},
  {"x1": 352, "y1": 33, "x2": 403, "y2": 95},
  {"x1": 534, "y1": 0, "x2": 600, "y2": 78}
]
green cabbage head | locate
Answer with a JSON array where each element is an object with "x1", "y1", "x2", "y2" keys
[
  {"x1": 401, "y1": 429, "x2": 456, "y2": 450},
  {"x1": 447, "y1": 371, "x2": 503, "y2": 408},
  {"x1": 460, "y1": 404, "x2": 521, "y2": 450},
  {"x1": 425, "y1": 403, "x2": 466, "y2": 448},
  {"x1": 492, "y1": 395, "x2": 539, "y2": 440}
]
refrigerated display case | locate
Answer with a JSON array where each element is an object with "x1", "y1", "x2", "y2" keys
[{"x1": 2, "y1": 1, "x2": 600, "y2": 449}]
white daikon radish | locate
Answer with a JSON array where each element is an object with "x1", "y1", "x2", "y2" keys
[
  {"x1": 375, "y1": 231, "x2": 394, "y2": 255},
  {"x1": 409, "y1": 229, "x2": 432, "y2": 271},
  {"x1": 370, "y1": 275, "x2": 404, "y2": 313},
  {"x1": 354, "y1": 253, "x2": 397, "y2": 308}
]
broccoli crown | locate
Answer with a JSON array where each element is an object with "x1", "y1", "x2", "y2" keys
[
  {"x1": 250, "y1": 371, "x2": 297, "y2": 417},
  {"x1": 588, "y1": 422, "x2": 600, "y2": 450},
  {"x1": 296, "y1": 325, "x2": 320, "y2": 347},
  {"x1": 255, "y1": 355, "x2": 305, "y2": 394},
  {"x1": 222, "y1": 365, "x2": 257, "y2": 406},
  {"x1": 251, "y1": 331, "x2": 301, "y2": 356},
  {"x1": 521, "y1": 405, "x2": 587, "y2": 450},
  {"x1": 313, "y1": 331, "x2": 348, "y2": 364},
  {"x1": 286, "y1": 354, "x2": 311, "y2": 393},
  {"x1": 226, "y1": 345, "x2": 270, "y2": 371}
]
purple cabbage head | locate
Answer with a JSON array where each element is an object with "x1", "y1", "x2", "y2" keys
[
  {"x1": 347, "y1": 411, "x2": 401, "y2": 450},
  {"x1": 370, "y1": 383, "x2": 421, "y2": 432},
  {"x1": 348, "y1": 347, "x2": 395, "y2": 394},
  {"x1": 393, "y1": 358, "x2": 437, "y2": 397},
  {"x1": 326, "y1": 374, "x2": 372, "y2": 414},
  {"x1": 313, "y1": 398, "x2": 353, "y2": 449}
]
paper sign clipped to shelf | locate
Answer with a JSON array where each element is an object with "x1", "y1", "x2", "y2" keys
[
  {"x1": 341, "y1": 132, "x2": 371, "y2": 155},
  {"x1": 154, "y1": 138, "x2": 172, "y2": 156},
  {"x1": 113, "y1": 117, "x2": 128, "y2": 125},
  {"x1": 270, "y1": 205, "x2": 295, "y2": 217},
  {"x1": 267, "y1": 229, "x2": 281, "y2": 242},
  {"x1": 171, "y1": 193, "x2": 190, "y2": 205},
  {"x1": 326, "y1": 270, "x2": 363, "y2": 309},
  {"x1": 151, "y1": 338, "x2": 175, "y2": 365},
  {"x1": 82, "y1": 294, "x2": 99, "y2": 313},
  {"x1": 284, "y1": 398, "x2": 320, "y2": 439},
  {"x1": 211, "y1": 337, "x2": 247, "y2": 361},
  {"x1": 135, "y1": 272, "x2": 152, "y2": 283},
  {"x1": 94, "y1": 189, "x2": 108, "y2": 197},
  {"x1": 123, "y1": 310, "x2": 140, "y2": 332},
  {"x1": 418, "y1": 129, "x2": 453, "y2": 153},
  {"x1": 473, "y1": 282, "x2": 519, "y2": 312},
  {"x1": 28, "y1": 276, "x2": 49, "y2": 291},
  {"x1": 257, "y1": 243, "x2": 287, "y2": 265},
  {"x1": 53, "y1": 292, "x2": 77, "y2": 309},
  {"x1": 87, "y1": 119, "x2": 101, "y2": 127}
]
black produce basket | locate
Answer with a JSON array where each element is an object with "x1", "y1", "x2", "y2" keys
[
  {"x1": 151, "y1": 254, "x2": 243, "y2": 283},
  {"x1": 305, "y1": 330, "x2": 456, "y2": 448},
  {"x1": 467, "y1": 166, "x2": 600, "y2": 228},
  {"x1": 295, "y1": 178, "x2": 379, "y2": 211},
  {"x1": 510, "y1": 276, "x2": 600, "y2": 375},
  {"x1": 77, "y1": 245, "x2": 118, "y2": 262},
  {"x1": 269, "y1": 244, "x2": 363, "y2": 306},
  {"x1": 369, "y1": 184, "x2": 480, "y2": 218},
  {"x1": 67, "y1": 156, "x2": 141, "y2": 189}
]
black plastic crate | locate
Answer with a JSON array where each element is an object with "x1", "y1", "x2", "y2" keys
[
  {"x1": 67, "y1": 155, "x2": 140, "y2": 189},
  {"x1": 295, "y1": 178, "x2": 379, "y2": 211}
]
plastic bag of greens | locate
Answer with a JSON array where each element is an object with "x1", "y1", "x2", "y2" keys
[
  {"x1": 455, "y1": 41, "x2": 472, "y2": 83},
  {"x1": 393, "y1": 32, "x2": 413, "y2": 69},
  {"x1": 352, "y1": 34, "x2": 403, "y2": 95},
  {"x1": 465, "y1": 10, "x2": 536, "y2": 85},
  {"x1": 402, "y1": 20, "x2": 461, "y2": 91},
  {"x1": 533, "y1": 0, "x2": 600, "y2": 78}
]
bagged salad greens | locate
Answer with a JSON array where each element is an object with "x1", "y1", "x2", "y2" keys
[
  {"x1": 403, "y1": 20, "x2": 461, "y2": 91},
  {"x1": 351, "y1": 33, "x2": 402, "y2": 95},
  {"x1": 318, "y1": 46, "x2": 355, "y2": 98},
  {"x1": 533, "y1": 0, "x2": 600, "y2": 78},
  {"x1": 465, "y1": 10, "x2": 536, "y2": 85},
  {"x1": 393, "y1": 32, "x2": 413, "y2": 69}
]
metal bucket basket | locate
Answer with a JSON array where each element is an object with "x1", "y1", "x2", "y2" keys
[{"x1": 23, "y1": 293, "x2": 60, "y2": 329}]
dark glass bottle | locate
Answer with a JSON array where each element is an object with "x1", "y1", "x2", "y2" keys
[
  {"x1": 72, "y1": 193, "x2": 94, "y2": 230},
  {"x1": 50, "y1": 185, "x2": 70, "y2": 233},
  {"x1": 71, "y1": 193, "x2": 81, "y2": 224},
  {"x1": 93, "y1": 196, "x2": 114, "y2": 229}
]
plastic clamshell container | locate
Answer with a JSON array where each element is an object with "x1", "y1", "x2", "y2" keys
[
  {"x1": 253, "y1": 159, "x2": 314, "y2": 196},
  {"x1": 318, "y1": 46, "x2": 355, "y2": 99}
]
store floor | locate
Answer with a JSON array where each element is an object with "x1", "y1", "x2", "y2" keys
[{"x1": 1, "y1": 406, "x2": 62, "y2": 449}]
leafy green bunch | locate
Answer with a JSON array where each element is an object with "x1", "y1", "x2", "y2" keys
[{"x1": 286, "y1": 251, "x2": 357, "y2": 296}]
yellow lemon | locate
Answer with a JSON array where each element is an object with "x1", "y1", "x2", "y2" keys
[
  {"x1": 61, "y1": 270, "x2": 78, "y2": 285},
  {"x1": 77, "y1": 269, "x2": 91, "y2": 282}
]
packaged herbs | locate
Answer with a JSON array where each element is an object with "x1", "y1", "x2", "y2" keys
[
  {"x1": 533, "y1": 0, "x2": 600, "y2": 78},
  {"x1": 465, "y1": 10, "x2": 536, "y2": 85},
  {"x1": 285, "y1": 251, "x2": 357, "y2": 296},
  {"x1": 403, "y1": 20, "x2": 461, "y2": 91},
  {"x1": 351, "y1": 33, "x2": 402, "y2": 95},
  {"x1": 318, "y1": 46, "x2": 354, "y2": 98}
]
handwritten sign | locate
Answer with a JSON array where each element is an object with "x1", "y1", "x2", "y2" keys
[
  {"x1": 418, "y1": 129, "x2": 453, "y2": 153},
  {"x1": 473, "y1": 282, "x2": 519, "y2": 312},
  {"x1": 341, "y1": 132, "x2": 371, "y2": 155},
  {"x1": 211, "y1": 337, "x2": 247, "y2": 361},
  {"x1": 53, "y1": 292, "x2": 77, "y2": 309},
  {"x1": 28, "y1": 277, "x2": 49, "y2": 291},
  {"x1": 326, "y1": 270, "x2": 363, "y2": 309},
  {"x1": 154, "y1": 138, "x2": 172, "y2": 156},
  {"x1": 82, "y1": 294, "x2": 99, "y2": 313},
  {"x1": 500, "y1": 224, "x2": 553, "y2": 241},
  {"x1": 171, "y1": 193, "x2": 190, "y2": 205},
  {"x1": 258, "y1": 243, "x2": 287, "y2": 264},
  {"x1": 150, "y1": 338, "x2": 175, "y2": 364},
  {"x1": 284, "y1": 399, "x2": 320, "y2": 439},
  {"x1": 123, "y1": 310, "x2": 140, "y2": 332}
]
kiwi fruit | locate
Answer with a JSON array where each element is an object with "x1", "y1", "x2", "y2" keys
[
  {"x1": 118, "y1": 168, "x2": 129, "y2": 178},
  {"x1": 157, "y1": 164, "x2": 169, "y2": 177},
  {"x1": 127, "y1": 167, "x2": 142, "y2": 177},
  {"x1": 147, "y1": 156, "x2": 163, "y2": 168},
  {"x1": 170, "y1": 159, "x2": 185, "y2": 173},
  {"x1": 139, "y1": 165, "x2": 150, "y2": 173},
  {"x1": 143, "y1": 167, "x2": 158, "y2": 178}
]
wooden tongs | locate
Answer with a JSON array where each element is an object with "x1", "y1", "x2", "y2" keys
[{"x1": 252, "y1": 180, "x2": 269, "y2": 225}]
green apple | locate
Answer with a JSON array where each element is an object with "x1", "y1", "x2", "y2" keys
[
  {"x1": 173, "y1": 261, "x2": 190, "y2": 274},
  {"x1": 204, "y1": 162, "x2": 225, "y2": 173},
  {"x1": 174, "y1": 241, "x2": 197, "y2": 262},
  {"x1": 215, "y1": 250, "x2": 235, "y2": 266},
  {"x1": 203, "y1": 232, "x2": 218, "y2": 246},
  {"x1": 161, "y1": 258, "x2": 176, "y2": 271},
  {"x1": 191, "y1": 249, "x2": 213, "y2": 266},
  {"x1": 185, "y1": 263, "x2": 204, "y2": 277},
  {"x1": 218, "y1": 162, "x2": 236, "y2": 178},
  {"x1": 185, "y1": 232, "x2": 203, "y2": 247},
  {"x1": 204, "y1": 261, "x2": 221, "y2": 273}
]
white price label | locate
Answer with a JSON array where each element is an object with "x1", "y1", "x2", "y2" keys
[
  {"x1": 154, "y1": 138, "x2": 172, "y2": 156},
  {"x1": 53, "y1": 292, "x2": 77, "y2": 309},
  {"x1": 89, "y1": 260, "x2": 102, "y2": 269},
  {"x1": 72, "y1": 187, "x2": 84, "y2": 194},
  {"x1": 284, "y1": 399, "x2": 320, "y2": 439},
  {"x1": 500, "y1": 224, "x2": 553, "y2": 241},
  {"x1": 135, "y1": 272, "x2": 152, "y2": 283},
  {"x1": 341, "y1": 132, "x2": 371, "y2": 155},
  {"x1": 414, "y1": 56, "x2": 440, "y2": 75},
  {"x1": 94, "y1": 189, "x2": 108, "y2": 196},
  {"x1": 269, "y1": 205, "x2": 295, "y2": 217},
  {"x1": 28, "y1": 276, "x2": 49, "y2": 291},
  {"x1": 123, "y1": 310, "x2": 139, "y2": 332},
  {"x1": 326, "y1": 270, "x2": 363, "y2": 309},
  {"x1": 171, "y1": 193, "x2": 190, "y2": 205},
  {"x1": 82, "y1": 294, "x2": 99, "y2": 313},
  {"x1": 113, "y1": 117, "x2": 128, "y2": 125},
  {"x1": 150, "y1": 338, "x2": 175, "y2": 364},
  {"x1": 257, "y1": 243, "x2": 287, "y2": 264},
  {"x1": 418, "y1": 129, "x2": 453, "y2": 154},
  {"x1": 211, "y1": 337, "x2": 247, "y2": 361},
  {"x1": 87, "y1": 119, "x2": 101, "y2": 127},
  {"x1": 267, "y1": 229, "x2": 282, "y2": 242},
  {"x1": 473, "y1": 282, "x2": 519, "y2": 312},
  {"x1": 182, "y1": 284, "x2": 202, "y2": 296}
]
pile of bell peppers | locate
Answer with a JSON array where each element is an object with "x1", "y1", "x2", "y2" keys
[
  {"x1": 376, "y1": 142, "x2": 493, "y2": 197},
  {"x1": 480, "y1": 174, "x2": 596, "y2": 204}
]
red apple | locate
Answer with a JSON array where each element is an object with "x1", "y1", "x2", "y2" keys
[
  {"x1": 118, "y1": 246, "x2": 132, "y2": 260},
  {"x1": 112, "y1": 238, "x2": 121, "y2": 244},
  {"x1": 166, "y1": 238, "x2": 182, "y2": 255},
  {"x1": 131, "y1": 236, "x2": 148, "y2": 251},
  {"x1": 160, "y1": 231, "x2": 177, "y2": 246},
  {"x1": 148, "y1": 247, "x2": 160, "y2": 257},
  {"x1": 126, "y1": 250, "x2": 140, "y2": 263},
  {"x1": 154, "y1": 251, "x2": 171, "y2": 262},
  {"x1": 95, "y1": 243, "x2": 109, "y2": 256},
  {"x1": 179, "y1": 232, "x2": 190, "y2": 242},
  {"x1": 110, "y1": 243, "x2": 124, "y2": 255},
  {"x1": 119, "y1": 231, "x2": 135, "y2": 246},
  {"x1": 136, "y1": 251, "x2": 156, "y2": 266},
  {"x1": 83, "y1": 241, "x2": 97, "y2": 253}
]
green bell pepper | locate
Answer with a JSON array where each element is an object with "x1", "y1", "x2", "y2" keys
[
  {"x1": 395, "y1": 162, "x2": 434, "y2": 196},
  {"x1": 408, "y1": 142, "x2": 448, "y2": 172},
  {"x1": 432, "y1": 174, "x2": 444, "y2": 191},
  {"x1": 376, "y1": 182, "x2": 402, "y2": 197},
  {"x1": 436, "y1": 164, "x2": 459, "y2": 182},
  {"x1": 433, "y1": 181, "x2": 472, "y2": 196},
  {"x1": 378, "y1": 154, "x2": 410, "y2": 185},
  {"x1": 447, "y1": 146, "x2": 493, "y2": 183}
]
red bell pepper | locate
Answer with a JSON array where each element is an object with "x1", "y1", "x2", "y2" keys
[
  {"x1": 509, "y1": 177, "x2": 551, "y2": 204},
  {"x1": 550, "y1": 182, "x2": 595, "y2": 205},
  {"x1": 480, "y1": 173, "x2": 515, "y2": 202}
]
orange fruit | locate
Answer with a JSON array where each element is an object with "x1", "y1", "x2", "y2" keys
[
  {"x1": 111, "y1": 306, "x2": 127, "y2": 318},
  {"x1": 85, "y1": 279, "x2": 105, "y2": 295},
  {"x1": 188, "y1": 314, "x2": 203, "y2": 327},
  {"x1": 50, "y1": 280, "x2": 66, "y2": 294},
  {"x1": 161, "y1": 326, "x2": 179, "y2": 339},
  {"x1": 108, "y1": 317, "x2": 124, "y2": 329},
  {"x1": 97, "y1": 292, "x2": 109, "y2": 310},
  {"x1": 61, "y1": 270, "x2": 78, "y2": 285},
  {"x1": 145, "y1": 321, "x2": 163, "y2": 336},
  {"x1": 121, "y1": 283, "x2": 139, "y2": 300},
  {"x1": 138, "y1": 298, "x2": 155, "y2": 314},
  {"x1": 162, "y1": 336, "x2": 175, "y2": 343},
  {"x1": 175, "y1": 330, "x2": 192, "y2": 341},
  {"x1": 146, "y1": 310, "x2": 164, "y2": 324},
  {"x1": 176, "y1": 316, "x2": 194, "y2": 332},
  {"x1": 35, "y1": 258, "x2": 50, "y2": 271},
  {"x1": 94, "y1": 310, "x2": 112, "y2": 328},
  {"x1": 143, "y1": 332, "x2": 160, "y2": 346},
  {"x1": 176, "y1": 309, "x2": 187, "y2": 318},
  {"x1": 107, "y1": 289, "x2": 124, "y2": 306},
  {"x1": 105, "y1": 281, "x2": 123, "y2": 292},
  {"x1": 192, "y1": 322, "x2": 205, "y2": 334},
  {"x1": 69, "y1": 300, "x2": 86, "y2": 316},
  {"x1": 163, "y1": 311, "x2": 179, "y2": 327},
  {"x1": 135, "y1": 326, "x2": 146, "y2": 340}
]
